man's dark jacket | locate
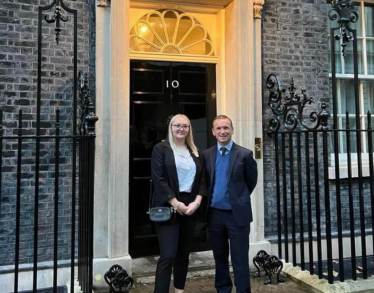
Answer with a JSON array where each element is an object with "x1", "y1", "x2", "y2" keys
[{"x1": 202, "y1": 143, "x2": 258, "y2": 226}]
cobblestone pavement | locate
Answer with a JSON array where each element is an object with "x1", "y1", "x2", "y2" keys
[{"x1": 130, "y1": 275, "x2": 313, "y2": 293}]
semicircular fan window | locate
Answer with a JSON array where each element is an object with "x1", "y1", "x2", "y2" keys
[{"x1": 130, "y1": 9, "x2": 214, "y2": 56}]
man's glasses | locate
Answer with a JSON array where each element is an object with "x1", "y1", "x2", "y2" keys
[{"x1": 172, "y1": 124, "x2": 190, "y2": 130}]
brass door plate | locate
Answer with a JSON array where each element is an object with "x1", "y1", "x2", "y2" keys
[{"x1": 255, "y1": 137, "x2": 262, "y2": 159}]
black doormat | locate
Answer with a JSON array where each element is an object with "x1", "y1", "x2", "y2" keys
[
  {"x1": 299, "y1": 255, "x2": 374, "y2": 281},
  {"x1": 18, "y1": 286, "x2": 67, "y2": 293}
]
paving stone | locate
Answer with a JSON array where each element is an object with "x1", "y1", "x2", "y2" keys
[{"x1": 128, "y1": 274, "x2": 314, "y2": 293}]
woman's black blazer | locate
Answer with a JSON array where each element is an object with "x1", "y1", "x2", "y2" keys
[{"x1": 151, "y1": 140, "x2": 207, "y2": 207}]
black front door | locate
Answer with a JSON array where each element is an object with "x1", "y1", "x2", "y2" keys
[{"x1": 129, "y1": 60, "x2": 216, "y2": 257}]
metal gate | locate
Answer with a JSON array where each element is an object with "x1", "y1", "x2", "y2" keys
[
  {"x1": 0, "y1": 1, "x2": 97, "y2": 292},
  {"x1": 268, "y1": 0, "x2": 374, "y2": 284}
]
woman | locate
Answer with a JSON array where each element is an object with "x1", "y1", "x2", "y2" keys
[{"x1": 151, "y1": 114, "x2": 206, "y2": 293}]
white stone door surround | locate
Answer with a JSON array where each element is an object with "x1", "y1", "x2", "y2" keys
[{"x1": 93, "y1": 0, "x2": 268, "y2": 289}]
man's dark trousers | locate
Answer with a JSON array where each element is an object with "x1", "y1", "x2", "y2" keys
[
  {"x1": 209, "y1": 208, "x2": 250, "y2": 293},
  {"x1": 203, "y1": 143, "x2": 257, "y2": 293}
]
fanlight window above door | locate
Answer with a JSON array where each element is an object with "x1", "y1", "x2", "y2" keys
[{"x1": 130, "y1": 9, "x2": 214, "y2": 56}]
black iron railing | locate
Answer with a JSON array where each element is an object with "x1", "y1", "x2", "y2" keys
[
  {"x1": 0, "y1": 107, "x2": 96, "y2": 293},
  {"x1": 270, "y1": 119, "x2": 374, "y2": 284},
  {"x1": 0, "y1": 0, "x2": 97, "y2": 292},
  {"x1": 268, "y1": 0, "x2": 374, "y2": 284}
]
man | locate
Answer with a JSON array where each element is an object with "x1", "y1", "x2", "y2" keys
[{"x1": 202, "y1": 115, "x2": 258, "y2": 293}]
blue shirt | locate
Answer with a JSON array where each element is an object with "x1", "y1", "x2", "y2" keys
[
  {"x1": 217, "y1": 140, "x2": 234, "y2": 155},
  {"x1": 211, "y1": 140, "x2": 234, "y2": 209},
  {"x1": 174, "y1": 152, "x2": 196, "y2": 193}
]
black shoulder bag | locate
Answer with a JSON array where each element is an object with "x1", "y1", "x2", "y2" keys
[{"x1": 147, "y1": 181, "x2": 176, "y2": 222}]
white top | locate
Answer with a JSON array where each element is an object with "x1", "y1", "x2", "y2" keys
[{"x1": 174, "y1": 152, "x2": 196, "y2": 193}]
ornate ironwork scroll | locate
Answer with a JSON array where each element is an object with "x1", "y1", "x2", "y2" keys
[
  {"x1": 78, "y1": 72, "x2": 98, "y2": 136},
  {"x1": 329, "y1": 0, "x2": 359, "y2": 57},
  {"x1": 105, "y1": 265, "x2": 134, "y2": 293},
  {"x1": 253, "y1": 250, "x2": 269, "y2": 278},
  {"x1": 263, "y1": 255, "x2": 284, "y2": 285},
  {"x1": 44, "y1": 0, "x2": 70, "y2": 45},
  {"x1": 253, "y1": 250, "x2": 284, "y2": 285},
  {"x1": 267, "y1": 74, "x2": 330, "y2": 132}
]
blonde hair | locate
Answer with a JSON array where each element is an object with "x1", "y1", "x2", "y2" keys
[{"x1": 168, "y1": 114, "x2": 199, "y2": 157}]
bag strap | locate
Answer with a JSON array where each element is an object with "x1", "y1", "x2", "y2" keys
[
  {"x1": 147, "y1": 179, "x2": 154, "y2": 214},
  {"x1": 148, "y1": 144, "x2": 165, "y2": 214}
]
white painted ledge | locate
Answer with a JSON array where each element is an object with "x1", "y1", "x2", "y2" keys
[{"x1": 282, "y1": 262, "x2": 374, "y2": 293}]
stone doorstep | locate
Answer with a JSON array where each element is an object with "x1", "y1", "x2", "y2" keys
[
  {"x1": 133, "y1": 265, "x2": 233, "y2": 285},
  {"x1": 132, "y1": 251, "x2": 219, "y2": 284},
  {"x1": 281, "y1": 262, "x2": 374, "y2": 293},
  {"x1": 94, "y1": 265, "x2": 224, "y2": 292},
  {"x1": 132, "y1": 251, "x2": 217, "y2": 276}
]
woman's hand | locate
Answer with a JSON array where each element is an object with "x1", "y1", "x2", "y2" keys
[
  {"x1": 169, "y1": 198, "x2": 187, "y2": 215},
  {"x1": 185, "y1": 202, "x2": 199, "y2": 215},
  {"x1": 185, "y1": 195, "x2": 202, "y2": 216},
  {"x1": 176, "y1": 202, "x2": 188, "y2": 215}
]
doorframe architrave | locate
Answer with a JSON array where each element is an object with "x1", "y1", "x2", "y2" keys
[
  {"x1": 93, "y1": 0, "x2": 267, "y2": 290},
  {"x1": 128, "y1": 2, "x2": 225, "y2": 106}
]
